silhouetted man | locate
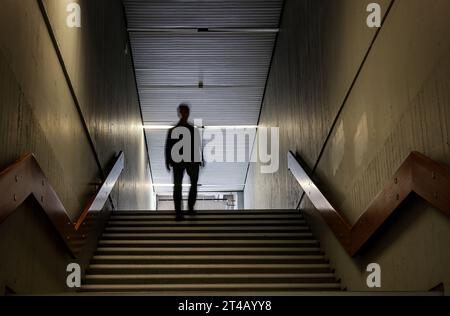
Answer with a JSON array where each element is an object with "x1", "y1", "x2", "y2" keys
[{"x1": 165, "y1": 104, "x2": 202, "y2": 220}]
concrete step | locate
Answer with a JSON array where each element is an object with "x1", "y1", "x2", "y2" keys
[
  {"x1": 97, "y1": 239, "x2": 319, "y2": 248},
  {"x1": 86, "y1": 263, "x2": 332, "y2": 274},
  {"x1": 95, "y1": 247, "x2": 323, "y2": 256},
  {"x1": 90, "y1": 255, "x2": 328, "y2": 265},
  {"x1": 106, "y1": 220, "x2": 307, "y2": 227},
  {"x1": 83, "y1": 273, "x2": 337, "y2": 285},
  {"x1": 76, "y1": 290, "x2": 443, "y2": 296},
  {"x1": 104, "y1": 226, "x2": 310, "y2": 233},
  {"x1": 80, "y1": 282, "x2": 342, "y2": 292},
  {"x1": 112, "y1": 210, "x2": 301, "y2": 216},
  {"x1": 101, "y1": 232, "x2": 314, "y2": 240},
  {"x1": 110, "y1": 214, "x2": 304, "y2": 221}
]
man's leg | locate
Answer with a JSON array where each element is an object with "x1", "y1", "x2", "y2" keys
[
  {"x1": 186, "y1": 164, "x2": 199, "y2": 212},
  {"x1": 173, "y1": 165, "x2": 184, "y2": 218}
]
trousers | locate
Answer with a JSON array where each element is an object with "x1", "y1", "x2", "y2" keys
[{"x1": 172, "y1": 163, "x2": 200, "y2": 214}]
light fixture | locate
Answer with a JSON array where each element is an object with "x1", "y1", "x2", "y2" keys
[
  {"x1": 152, "y1": 184, "x2": 188, "y2": 187},
  {"x1": 143, "y1": 125, "x2": 258, "y2": 130},
  {"x1": 143, "y1": 125, "x2": 174, "y2": 130},
  {"x1": 152, "y1": 184, "x2": 245, "y2": 187},
  {"x1": 204, "y1": 125, "x2": 258, "y2": 129}
]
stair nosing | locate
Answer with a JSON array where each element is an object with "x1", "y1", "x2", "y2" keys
[
  {"x1": 104, "y1": 226, "x2": 310, "y2": 231},
  {"x1": 88, "y1": 263, "x2": 330, "y2": 268},
  {"x1": 84, "y1": 273, "x2": 336, "y2": 279},
  {"x1": 92, "y1": 255, "x2": 325, "y2": 259},
  {"x1": 96, "y1": 247, "x2": 322, "y2": 252},
  {"x1": 80, "y1": 283, "x2": 341, "y2": 290},
  {"x1": 98, "y1": 240, "x2": 318, "y2": 245}
]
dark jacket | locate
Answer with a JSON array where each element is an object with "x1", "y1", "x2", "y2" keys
[{"x1": 165, "y1": 122, "x2": 202, "y2": 167}]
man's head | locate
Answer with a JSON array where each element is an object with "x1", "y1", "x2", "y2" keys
[{"x1": 177, "y1": 103, "x2": 190, "y2": 122}]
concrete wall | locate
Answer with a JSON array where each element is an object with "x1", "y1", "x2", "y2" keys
[
  {"x1": 0, "y1": 0, "x2": 153, "y2": 294},
  {"x1": 245, "y1": 0, "x2": 450, "y2": 293}
]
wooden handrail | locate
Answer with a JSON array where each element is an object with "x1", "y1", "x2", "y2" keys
[
  {"x1": 0, "y1": 152, "x2": 125, "y2": 257},
  {"x1": 288, "y1": 151, "x2": 450, "y2": 256}
]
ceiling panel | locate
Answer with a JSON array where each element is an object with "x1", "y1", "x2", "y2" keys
[
  {"x1": 139, "y1": 87, "x2": 264, "y2": 125},
  {"x1": 132, "y1": 32, "x2": 275, "y2": 87},
  {"x1": 123, "y1": 0, "x2": 283, "y2": 29},
  {"x1": 123, "y1": 0, "x2": 283, "y2": 195}
]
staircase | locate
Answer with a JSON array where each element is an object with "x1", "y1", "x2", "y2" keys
[{"x1": 81, "y1": 210, "x2": 341, "y2": 295}]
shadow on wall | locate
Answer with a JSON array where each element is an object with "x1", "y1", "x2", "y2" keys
[{"x1": 0, "y1": 198, "x2": 72, "y2": 294}]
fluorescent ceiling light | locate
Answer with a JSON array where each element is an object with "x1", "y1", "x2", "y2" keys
[
  {"x1": 143, "y1": 125, "x2": 258, "y2": 130},
  {"x1": 204, "y1": 125, "x2": 257, "y2": 129},
  {"x1": 143, "y1": 125, "x2": 174, "y2": 130},
  {"x1": 152, "y1": 184, "x2": 244, "y2": 187}
]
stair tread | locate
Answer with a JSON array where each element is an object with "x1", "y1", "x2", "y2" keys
[
  {"x1": 112, "y1": 210, "x2": 300, "y2": 214},
  {"x1": 98, "y1": 240, "x2": 318, "y2": 245},
  {"x1": 102, "y1": 232, "x2": 312, "y2": 237},
  {"x1": 89, "y1": 263, "x2": 330, "y2": 268},
  {"x1": 107, "y1": 221, "x2": 306, "y2": 226},
  {"x1": 92, "y1": 255, "x2": 325, "y2": 260},
  {"x1": 78, "y1": 291, "x2": 346, "y2": 296},
  {"x1": 96, "y1": 247, "x2": 321, "y2": 252},
  {"x1": 110, "y1": 215, "x2": 303, "y2": 220},
  {"x1": 84, "y1": 273, "x2": 335, "y2": 279},
  {"x1": 104, "y1": 226, "x2": 309, "y2": 231},
  {"x1": 81, "y1": 283, "x2": 341, "y2": 290}
]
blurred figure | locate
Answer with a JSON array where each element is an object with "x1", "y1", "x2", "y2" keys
[{"x1": 165, "y1": 104, "x2": 202, "y2": 220}]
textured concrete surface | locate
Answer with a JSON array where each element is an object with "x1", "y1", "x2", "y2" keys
[
  {"x1": 42, "y1": 0, "x2": 153, "y2": 210},
  {"x1": 0, "y1": 0, "x2": 153, "y2": 293},
  {"x1": 0, "y1": 199, "x2": 72, "y2": 294},
  {"x1": 0, "y1": 0, "x2": 99, "y2": 218},
  {"x1": 245, "y1": 0, "x2": 450, "y2": 293},
  {"x1": 245, "y1": 0, "x2": 390, "y2": 209}
]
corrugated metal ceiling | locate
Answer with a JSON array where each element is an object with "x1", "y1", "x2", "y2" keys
[
  {"x1": 123, "y1": 0, "x2": 283, "y2": 195},
  {"x1": 131, "y1": 33, "x2": 274, "y2": 89},
  {"x1": 123, "y1": 0, "x2": 282, "y2": 29}
]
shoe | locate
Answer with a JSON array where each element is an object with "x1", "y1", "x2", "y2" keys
[
  {"x1": 187, "y1": 210, "x2": 196, "y2": 215},
  {"x1": 175, "y1": 214, "x2": 184, "y2": 221}
]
